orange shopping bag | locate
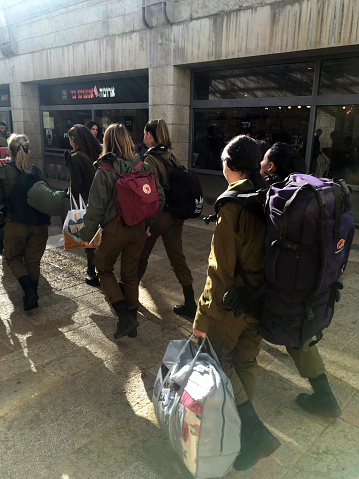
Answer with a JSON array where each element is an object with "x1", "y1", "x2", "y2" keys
[{"x1": 63, "y1": 193, "x2": 101, "y2": 250}]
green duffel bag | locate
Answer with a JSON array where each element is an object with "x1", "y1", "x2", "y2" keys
[{"x1": 27, "y1": 181, "x2": 66, "y2": 216}]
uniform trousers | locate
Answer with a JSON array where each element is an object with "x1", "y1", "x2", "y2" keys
[
  {"x1": 87, "y1": 217, "x2": 146, "y2": 309},
  {"x1": 137, "y1": 212, "x2": 193, "y2": 285},
  {"x1": 287, "y1": 342, "x2": 325, "y2": 378},
  {"x1": 3, "y1": 220, "x2": 48, "y2": 281},
  {"x1": 208, "y1": 311, "x2": 262, "y2": 406}
]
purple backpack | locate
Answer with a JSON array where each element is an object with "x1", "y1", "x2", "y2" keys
[{"x1": 214, "y1": 174, "x2": 354, "y2": 348}]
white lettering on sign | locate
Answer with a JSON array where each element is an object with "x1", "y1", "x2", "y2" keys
[{"x1": 67, "y1": 86, "x2": 115, "y2": 100}]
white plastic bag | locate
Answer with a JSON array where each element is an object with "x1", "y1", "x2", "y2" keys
[{"x1": 63, "y1": 193, "x2": 101, "y2": 250}]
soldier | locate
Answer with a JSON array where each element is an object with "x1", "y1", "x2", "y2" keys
[
  {"x1": 137, "y1": 119, "x2": 197, "y2": 320},
  {"x1": 260, "y1": 141, "x2": 342, "y2": 419},
  {"x1": 193, "y1": 135, "x2": 280, "y2": 471}
]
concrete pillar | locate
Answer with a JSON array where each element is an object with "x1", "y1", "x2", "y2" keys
[
  {"x1": 10, "y1": 82, "x2": 42, "y2": 168},
  {"x1": 149, "y1": 65, "x2": 191, "y2": 167}
]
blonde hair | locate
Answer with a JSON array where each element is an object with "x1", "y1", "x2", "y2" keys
[
  {"x1": 145, "y1": 119, "x2": 172, "y2": 149},
  {"x1": 102, "y1": 124, "x2": 135, "y2": 161},
  {"x1": 9, "y1": 134, "x2": 31, "y2": 173}
]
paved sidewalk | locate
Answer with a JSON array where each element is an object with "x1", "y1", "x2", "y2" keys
[{"x1": 1, "y1": 217, "x2": 359, "y2": 479}]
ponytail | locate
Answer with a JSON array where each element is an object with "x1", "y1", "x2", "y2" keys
[
  {"x1": 145, "y1": 119, "x2": 172, "y2": 149},
  {"x1": 9, "y1": 134, "x2": 31, "y2": 173}
]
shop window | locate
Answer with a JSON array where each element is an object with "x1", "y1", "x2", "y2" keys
[
  {"x1": 94, "y1": 109, "x2": 148, "y2": 146},
  {"x1": 193, "y1": 62, "x2": 315, "y2": 100},
  {"x1": 192, "y1": 106, "x2": 310, "y2": 170},
  {"x1": 319, "y1": 57, "x2": 359, "y2": 96},
  {"x1": 43, "y1": 110, "x2": 92, "y2": 151},
  {"x1": 313, "y1": 105, "x2": 359, "y2": 185}
]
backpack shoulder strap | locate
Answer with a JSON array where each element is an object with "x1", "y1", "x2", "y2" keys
[
  {"x1": 98, "y1": 165, "x2": 119, "y2": 175},
  {"x1": 145, "y1": 151, "x2": 176, "y2": 170},
  {"x1": 215, "y1": 189, "x2": 266, "y2": 220}
]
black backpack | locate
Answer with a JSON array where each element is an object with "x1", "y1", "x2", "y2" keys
[
  {"x1": 8, "y1": 163, "x2": 50, "y2": 225},
  {"x1": 147, "y1": 150, "x2": 203, "y2": 220}
]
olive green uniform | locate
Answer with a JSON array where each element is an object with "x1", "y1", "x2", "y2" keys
[
  {"x1": 194, "y1": 179, "x2": 265, "y2": 406},
  {"x1": 0, "y1": 161, "x2": 48, "y2": 281},
  {"x1": 79, "y1": 153, "x2": 165, "y2": 309},
  {"x1": 138, "y1": 145, "x2": 193, "y2": 286}
]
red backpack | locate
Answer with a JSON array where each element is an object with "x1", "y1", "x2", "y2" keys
[{"x1": 98, "y1": 161, "x2": 159, "y2": 226}]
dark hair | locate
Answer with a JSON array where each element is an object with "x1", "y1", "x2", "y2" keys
[
  {"x1": 144, "y1": 119, "x2": 172, "y2": 149},
  {"x1": 222, "y1": 135, "x2": 267, "y2": 189},
  {"x1": 267, "y1": 142, "x2": 306, "y2": 179},
  {"x1": 0, "y1": 121, "x2": 6, "y2": 127},
  {"x1": 86, "y1": 121, "x2": 102, "y2": 142},
  {"x1": 68, "y1": 124, "x2": 102, "y2": 161}
]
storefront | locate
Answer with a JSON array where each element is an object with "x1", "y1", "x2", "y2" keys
[
  {"x1": 191, "y1": 54, "x2": 359, "y2": 191},
  {"x1": 39, "y1": 75, "x2": 149, "y2": 184},
  {"x1": 0, "y1": 85, "x2": 12, "y2": 137}
]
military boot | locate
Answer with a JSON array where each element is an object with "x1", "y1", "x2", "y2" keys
[
  {"x1": 296, "y1": 373, "x2": 342, "y2": 418},
  {"x1": 234, "y1": 401, "x2": 281, "y2": 471},
  {"x1": 128, "y1": 308, "x2": 138, "y2": 338},
  {"x1": 172, "y1": 284, "x2": 197, "y2": 322},
  {"x1": 85, "y1": 259, "x2": 100, "y2": 286},
  {"x1": 18, "y1": 275, "x2": 39, "y2": 311},
  {"x1": 112, "y1": 300, "x2": 139, "y2": 340}
]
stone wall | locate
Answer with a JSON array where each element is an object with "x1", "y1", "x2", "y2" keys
[{"x1": 0, "y1": 0, "x2": 358, "y2": 166}]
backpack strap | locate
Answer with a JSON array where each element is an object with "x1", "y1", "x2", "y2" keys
[{"x1": 145, "y1": 151, "x2": 177, "y2": 170}]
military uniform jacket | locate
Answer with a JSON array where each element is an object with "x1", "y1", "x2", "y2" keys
[
  {"x1": 194, "y1": 179, "x2": 266, "y2": 334},
  {"x1": 79, "y1": 152, "x2": 165, "y2": 242},
  {"x1": 144, "y1": 144, "x2": 182, "y2": 193}
]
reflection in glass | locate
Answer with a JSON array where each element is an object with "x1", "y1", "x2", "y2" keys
[
  {"x1": 314, "y1": 105, "x2": 359, "y2": 184},
  {"x1": 192, "y1": 107, "x2": 310, "y2": 170},
  {"x1": 319, "y1": 57, "x2": 359, "y2": 95},
  {"x1": 194, "y1": 62, "x2": 315, "y2": 100},
  {"x1": 94, "y1": 109, "x2": 148, "y2": 147}
]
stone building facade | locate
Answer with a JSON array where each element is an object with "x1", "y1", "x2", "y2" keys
[{"x1": 1, "y1": 0, "x2": 359, "y2": 212}]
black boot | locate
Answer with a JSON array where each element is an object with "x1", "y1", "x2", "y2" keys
[
  {"x1": 86, "y1": 260, "x2": 100, "y2": 286},
  {"x1": 173, "y1": 284, "x2": 197, "y2": 321},
  {"x1": 234, "y1": 401, "x2": 281, "y2": 471},
  {"x1": 128, "y1": 308, "x2": 138, "y2": 338},
  {"x1": 112, "y1": 300, "x2": 139, "y2": 340},
  {"x1": 18, "y1": 275, "x2": 39, "y2": 311},
  {"x1": 296, "y1": 373, "x2": 342, "y2": 418}
]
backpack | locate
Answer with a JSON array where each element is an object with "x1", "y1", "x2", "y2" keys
[
  {"x1": 146, "y1": 150, "x2": 203, "y2": 220},
  {"x1": 98, "y1": 160, "x2": 159, "y2": 226},
  {"x1": 214, "y1": 174, "x2": 354, "y2": 349},
  {"x1": 8, "y1": 164, "x2": 50, "y2": 226},
  {"x1": 153, "y1": 336, "x2": 241, "y2": 479}
]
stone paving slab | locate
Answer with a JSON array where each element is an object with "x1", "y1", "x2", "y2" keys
[{"x1": 0, "y1": 218, "x2": 359, "y2": 479}]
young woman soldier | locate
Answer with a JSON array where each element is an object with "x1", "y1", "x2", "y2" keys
[
  {"x1": 1, "y1": 134, "x2": 49, "y2": 310},
  {"x1": 193, "y1": 135, "x2": 281, "y2": 471},
  {"x1": 79, "y1": 123, "x2": 164, "y2": 340},
  {"x1": 138, "y1": 119, "x2": 197, "y2": 320}
]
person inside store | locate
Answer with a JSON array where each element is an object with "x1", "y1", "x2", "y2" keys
[
  {"x1": 137, "y1": 118, "x2": 197, "y2": 320},
  {"x1": 79, "y1": 123, "x2": 164, "y2": 340},
  {"x1": 0, "y1": 121, "x2": 10, "y2": 147},
  {"x1": 310, "y1": 128, "x2": 323, "y2": 175},
  {"x1": 260, "y1": 141, "x2": 342, "y2": 419},
  {"x1": 134, "y1": 140, "x2": 148, "y2": 159},
  {"x1": 0, "y1": 134, "x2": 49, "y2": 311},
  {"x1": 65, "y1": 124, "x2": 102, "y2": 285},
  {"x1": 193, "y1": 135, "x2": 281, "y2": 471},
  {"x1": 86, "y1": 120, "x2": 103, "y2": 144}
]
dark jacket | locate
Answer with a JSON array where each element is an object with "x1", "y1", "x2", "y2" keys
[
  {"x1": 193, "y1": 179, "x2": 266, "y2": 334},
  {"x1": 79, "y1": 153, "x2": 165, "y2": 242},
  {"x1": 65, "y1": 148, "x2": 96, "y2": 204},
  {"x1": 0, "y1": 161, "x2": 49, "y2": 225}
]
